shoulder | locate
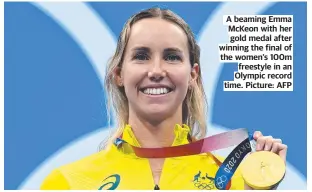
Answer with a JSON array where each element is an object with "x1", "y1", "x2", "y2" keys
[
  {"x1": 40, "y1": 145, "x2": 118, "y2": 190},
  {"x1": 40, "y1": 168, "x2": 69, "y2": 190},
  {"x1": 60, "y1": 147, "x2": 112, "y2": 172}
]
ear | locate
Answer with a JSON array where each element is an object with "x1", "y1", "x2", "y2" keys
[
  {"x1": 113, "y1": 66, "x2": 123, "y2": 86},
  {"x1": 190, "y1": 63, "x2": 199, "y2": 85}
]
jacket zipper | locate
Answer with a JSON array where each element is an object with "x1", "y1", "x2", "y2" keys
[{"x1": 154, "y1": 185, "x2": 160, "y2": 190}]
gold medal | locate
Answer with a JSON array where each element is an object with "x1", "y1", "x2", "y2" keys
[{"x1": 241, "y1": 151, "x2": 286, "y2": 189}]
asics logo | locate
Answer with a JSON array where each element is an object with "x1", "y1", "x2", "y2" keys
[{"x1": 98, "y1": 174, "x2": 120, "y2": 190}]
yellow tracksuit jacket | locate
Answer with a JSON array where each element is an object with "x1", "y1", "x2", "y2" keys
[{"x1": 40, "y1": 124, "x2": 245, "y2": 190}]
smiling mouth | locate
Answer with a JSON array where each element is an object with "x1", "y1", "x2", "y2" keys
[{"x1": 139, "y1": 87, "x2": 173, "y2": 95}]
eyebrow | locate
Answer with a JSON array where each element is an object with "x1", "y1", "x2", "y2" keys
[
  {"x1": 131, "y1": 46, "x2": 151, "y2": 53},
  {"x1": 130, "y1": 46, "x2": 184, "y2": 55},
  {"x1": 163, "y1": 47, "x2": 183, "y2": 54}
]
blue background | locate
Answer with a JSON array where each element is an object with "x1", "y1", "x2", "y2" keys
[{"x1": 4, "y1": 2, "x2": 307, "y2": 189}]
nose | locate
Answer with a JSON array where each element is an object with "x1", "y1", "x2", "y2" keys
[{"x1": 148, "y1": 58, "x2": 166, "y2": 82}]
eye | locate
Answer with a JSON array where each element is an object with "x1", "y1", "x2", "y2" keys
[
  {"x1": 133, "y1": 53, "x2": 149, "y2": 61},
  {"x1": 165, "y1": 54, "x2": 182, "y2": 62}
]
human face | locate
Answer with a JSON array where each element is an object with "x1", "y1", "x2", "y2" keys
[{"x1": 119, "y1": 18, "x2": 195, "y2": 123}]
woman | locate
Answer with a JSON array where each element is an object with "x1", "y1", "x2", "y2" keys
[{"x1": 41, "y1": 7, "x2": 287, "y2": 190}]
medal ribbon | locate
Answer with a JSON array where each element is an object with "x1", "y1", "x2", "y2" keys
[{"x1": 114, "y1": 128, "x2": 255, "y2": 190}]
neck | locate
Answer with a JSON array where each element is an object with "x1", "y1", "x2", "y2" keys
[{"x1": 128, "y1": 110, "x2": 182, "y2": 148}]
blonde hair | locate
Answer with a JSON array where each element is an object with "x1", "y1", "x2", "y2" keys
[{"x1": 102, "y1": 7, "x2": 208, "y2": 149}]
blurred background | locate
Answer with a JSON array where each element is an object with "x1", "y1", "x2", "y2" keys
[{"x1": 4, "y1": 1, "x2": 307, "y2": 190}]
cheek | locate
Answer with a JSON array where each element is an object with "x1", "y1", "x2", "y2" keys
[
  {"x1": 168, "y1": 66, "x2": 190, "y2": 90},
  {"x1": 121, "y1": 65, "x2": 144, "y2": 94}
]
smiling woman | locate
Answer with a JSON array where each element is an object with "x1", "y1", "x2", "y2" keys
[
  {"x1": 105, "y1": 9, "x2": 207, "y2": 142},
  {"x1": 112, "y1": 17, "x2": 205, "y2": 137},
  {"x1": 40, "y1": 7, "x2": 288, "y2": 190}
]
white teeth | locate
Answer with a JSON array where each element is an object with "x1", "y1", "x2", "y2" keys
[
  {"x1": 141, "y1": 88, "x2": 171, "y2": 95},
  {"x1": 156, "y1": 89, "x2": 160, "y2": 95}
]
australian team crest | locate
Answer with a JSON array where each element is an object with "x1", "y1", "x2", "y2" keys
[{"x1": 193, "y1": 171, "x2": 216, "y2": 190}]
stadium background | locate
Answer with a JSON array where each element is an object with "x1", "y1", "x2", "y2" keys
[{"x1": 4, "y1": 1, "x2": 307, "y2": 189}]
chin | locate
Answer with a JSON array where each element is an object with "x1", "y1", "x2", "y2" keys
[{"x1": 142, "y1": 107, "x2": 173, "y2": 122}]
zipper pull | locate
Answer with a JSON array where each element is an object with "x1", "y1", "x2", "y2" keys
[{"x1": 154, "y1": 185, "x2": 160, "y2": 190}]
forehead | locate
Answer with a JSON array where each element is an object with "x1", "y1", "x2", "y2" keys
[{"x1": 127, "y1": 18, "x2": 189, "y2": 52}]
